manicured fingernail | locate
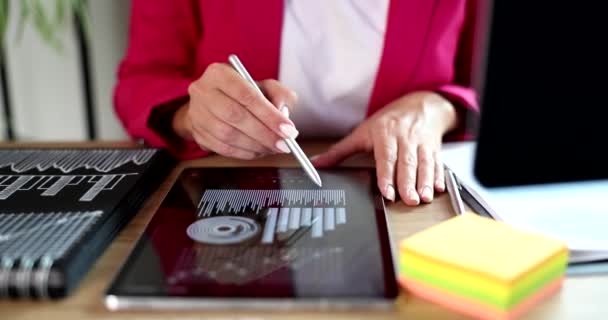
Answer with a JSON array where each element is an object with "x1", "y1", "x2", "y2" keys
[
  {"x1": 279, "y1": 123, "x2": 299, "y2": 139},
  {"x1": 421, "y1": 186, "x2": 433, "y2": 202},
  {"x1": 386, "y1": 185, "x2": 396, "y2": 201},
  {"x1": 275, "y1": 140, "x2": 291, "y2": 153},
  {"x1": 281, "y1": 105, "x2": 290, "y2": 118},
  {"x1": 407, "y1": 188, "x2": 420, "y2": 205}
]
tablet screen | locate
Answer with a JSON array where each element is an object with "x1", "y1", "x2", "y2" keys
[{"x1": 106, "y1": 167, "x2": 397, "y2": 304}]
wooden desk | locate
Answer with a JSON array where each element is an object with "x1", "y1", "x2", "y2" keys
[{"x1": 1, "y1": 142, "x2": 606, "y2": 320}]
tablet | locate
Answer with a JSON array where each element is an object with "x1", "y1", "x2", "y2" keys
[{"x1": 105, "y1": 167, "x2": 398, "y2": 310}]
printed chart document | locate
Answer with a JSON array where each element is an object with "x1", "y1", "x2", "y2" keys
[
  {"x1": 441, "y1": 142, "x2": 608, "y2": 264},
  {"x1": 0, "y1": 148, "x2": 173, "y2": 299}
]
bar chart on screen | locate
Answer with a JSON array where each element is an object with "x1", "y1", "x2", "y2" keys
[{"x1": 187, "y1": 189, "x2": 348, "y2": 245}]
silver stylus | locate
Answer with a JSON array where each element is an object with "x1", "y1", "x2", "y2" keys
[
  {"x1": 228, "y1": 54, "x2": 323, "y2": 187},
  {"x1": 445, "y1": 166, "x2": 465, "y2": 215}
]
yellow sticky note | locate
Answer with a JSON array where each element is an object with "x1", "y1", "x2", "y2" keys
[{"x1": 400, "y1": 213, "x2": 568, "y2": 285}]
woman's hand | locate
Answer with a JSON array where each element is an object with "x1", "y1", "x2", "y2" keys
[
  {"x1": 171, "y1": 63, "x2": 299, "y2": 159},
  {"x1": 311, "y1": 91, "x2": 458, "y2": 206}
]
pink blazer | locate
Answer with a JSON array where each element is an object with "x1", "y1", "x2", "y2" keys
[{"x1": 114, "y1": 0, "x2": 480, "y2": 159}]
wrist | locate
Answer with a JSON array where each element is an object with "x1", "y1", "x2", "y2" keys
[
  {"x1": 420, "y1": 92, "x2": 458, "y2": 134},
  {"x1": 171, "y1": 102, "x2": 193, "y2": 141}
]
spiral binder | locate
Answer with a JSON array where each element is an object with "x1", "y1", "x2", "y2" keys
[{"x1": 0, "y1": 148, "x2": 173, "y2": 299}]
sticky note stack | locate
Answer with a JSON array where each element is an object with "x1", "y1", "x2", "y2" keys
[{"x1": 399, "y1": 213, "x2": 568, "y2": 320}]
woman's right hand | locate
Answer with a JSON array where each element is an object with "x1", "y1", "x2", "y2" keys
[{"x1": 171, "y1": 63, "x2": 299, "y2": 159}]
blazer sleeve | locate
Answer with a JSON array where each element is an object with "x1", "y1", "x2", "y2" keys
[
  {"x1": 436, "y1": 0, "x2": 481, "y2": 141},
  {"x1": 114, "y1": 0, "x2": 207, "y2": 159}
]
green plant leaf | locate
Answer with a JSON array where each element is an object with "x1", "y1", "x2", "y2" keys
[
  {"x1": 0, "y1": 0, "x2": 9, "y2": 52},
  {"x1": 31, "y1": 0, "x2": 62, "y2": 51},
  {"x1": 54, "y1": 0, "x2": 66, "y2": 28},
  {"x1": 6, "y1": 0, "x2": 90, "y2": 52}
]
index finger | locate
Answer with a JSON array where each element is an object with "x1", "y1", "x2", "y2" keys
[{"x1": 208, "y1": 63, "x2": 298, "y2": 139}]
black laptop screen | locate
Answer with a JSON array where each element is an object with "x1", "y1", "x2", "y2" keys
[{"x1": 474, "y1": 1, "x2": 608, "y2": 187}]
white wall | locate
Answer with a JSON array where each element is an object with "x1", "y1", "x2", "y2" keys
[
  {"x1": 89, "y1": 0, "x2": 130, "y2": 140},
  {"x1": 0, "y1": 0, "x2": 130, "y2": 142},
  {"x1": 4, "y1": 0, "x2": 87, "y2": 141}
]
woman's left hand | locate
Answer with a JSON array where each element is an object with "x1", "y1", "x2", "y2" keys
[{"x1": 311, "y1": 91, "x2": 459, "y2": 206}]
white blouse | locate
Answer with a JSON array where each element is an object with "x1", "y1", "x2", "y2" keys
[{"x1": 278, "y1": 0, "x2": 390, "y2": 138}]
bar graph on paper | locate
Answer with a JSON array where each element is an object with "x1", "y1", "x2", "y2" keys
[
  {"x1": 0, "y1": 149, "x2": 155, "y2": 173},
  {"x1": 0, "y1": 149, "x2": 155, "y2": 202},
  {"x1": 194, "y1": 189, "x2": 347, "y2": 244},
  {"x1": 0, "y1": 174, "x2": 135, "y2": 201}
]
